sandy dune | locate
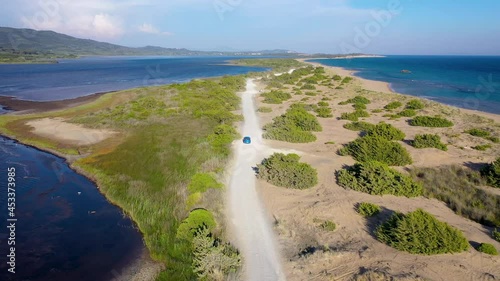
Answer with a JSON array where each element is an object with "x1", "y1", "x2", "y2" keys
[{"x1": 26, "y1": 117, "x2": 116, "y2": 146}]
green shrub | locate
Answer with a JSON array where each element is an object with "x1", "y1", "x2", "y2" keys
[
  {"x1": 356, "y1": 202, "x2": 381, "y2": 217},
  {"x1": 256, "y1": 153, "x2": 318, "y2": 189},
  {"x1": 324, "y1": 141, "x2": 335, "y2": 145},
  {"x1": 372, "y1": 109, "x2": 383, "y2": 113},
  {"x1": 257, "y1": 106, "x2": 272, "y2": 113},
  {"x1": 343, "y1": 121, "x2": 376, "y2": 132},
  {"x1": 317, "y1": 101, "x2": 329, "y2": 107},
  {"x1": 352, "y1": 103, "x2": 367, "y2": 110},
  {"x1": 477, "y1": 243, "x2": 498, "y2": 255},
  {"x1": 263, "y1": 106, "x2": 322, "y2": 143},
  {"x1": 176, "y1": 209, "x2": 216, "y2": 242},
  {"x1": 409, "y1": 116, "x2": 454, "y2": 127},
  {"x1": 301, "y1": 83, "x2": 316, "y2": 90},
  {"x1": 366, "y1": 123, "x2": 406, "y2": 141},
  {"x1": 315, "y1": 106, "x2": 333, "y2": 118},
  {"x1": 384, "y1": 101, "x2": 403, "y2": 110},
  {"x1": 397, "y1": 109, "x2": 417, "y2": 117},
  {"x1": 321, "y1": 97, "x2": 331, "y2": 101},
  {"x1": 261, "y1": 90, "x2": 292, "y2": 104},
  {"x1": 341, "y1": 77, "x2": 353, "y2": 84},
  {"x1": 346, "y1": 96, "x2": 371, "y2": 105},
  {"x1": 410, "y1": 165, "x2": 500, "y2": 227},
  {"x1": 406, "y1": 99, "x2": 425, "y2": 110},
  {"x1": 481, "y1": 158, "x2": 500, "y2": 188},
  {"x1": 319, "y1": 220, "x2": 336, "y2": 231},
  {"x1": 341, "y1": 136, "x2": 413, "y2": 166},
  {"x1": 376, "y1": 209, "x2": 469, "y2": 255},
  {"x1": 187, "y1": 173, "x2": 222, "y2": 194},
  {"x1": 465, "y1": 128, "x2": 490, "y2": 137},
  {"x1": 488, "y1": 136, "x2": 500, "y2": 143},
  {"x1": 493, "y1": 229, "x2": 500, "y2": 242},
  {"x1": 412, "y1": 134, "x2": 448, "y2": 151},
  {"x1": 291, "y1": 103, "x2": 318, "y2": 112},
  {"x1": 472, "y1": 144, "x2": 492, "y2": 151},
  {"x1": 332, "y1": 75, "x2": 342, "y2": 81},
  {"x1": 340, "y1": 110, "x2": 370, "y2": 121},
  {"x1": 337, "y1": 161, "x2": 422, "y2": 197},
  {"x1": 305, "y1": 91, "x2": 317, "y2": 96},
  {"x1": 207, "y1": 124, "x2": 239, "y2": 156}
]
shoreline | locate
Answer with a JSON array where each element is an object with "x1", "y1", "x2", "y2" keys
[{"x1": 301, "y1": 58, "x2": 500, "y2": 121}]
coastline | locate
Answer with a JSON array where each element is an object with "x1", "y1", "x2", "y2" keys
[{"x1": 301, "y1": 58, "x2": 500, "y2": 122}]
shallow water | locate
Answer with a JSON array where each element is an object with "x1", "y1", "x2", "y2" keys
[{"x1": 0, "y1": 136, "x2": 144, "y2": 281}]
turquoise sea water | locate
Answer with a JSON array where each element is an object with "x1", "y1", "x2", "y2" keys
[{"x1": 310, "y1": 56, "x2": 500, "y2": 114}]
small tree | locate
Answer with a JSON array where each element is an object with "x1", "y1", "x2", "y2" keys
[{"x1": 256, "y1": 153, "x2": 318, "y2": 189}]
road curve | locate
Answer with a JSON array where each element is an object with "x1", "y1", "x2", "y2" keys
[{"x1": 227, "y1": 78, "x2": 286, "y2": 281}]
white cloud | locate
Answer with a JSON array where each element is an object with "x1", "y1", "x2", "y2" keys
[{"x1": 138, "y1": 23, "x2": 172, "y2": 36}]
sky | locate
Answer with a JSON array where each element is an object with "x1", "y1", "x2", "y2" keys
[{"x1": 1, "y1": 0, "x2": 500, "y2": 55}]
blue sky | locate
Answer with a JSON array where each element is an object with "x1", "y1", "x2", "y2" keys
[{"x1": 1, "y1": 0, "x2": 499, "y2": 55}]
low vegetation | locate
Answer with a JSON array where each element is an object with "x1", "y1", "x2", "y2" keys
[
  {"x1": 261, "y1": 90, "x2": 292, "y2": 104},
  {"x1": 411, "y1": 134, "x2": 448, "y2": 151},
  {"x1": 493, "y1": 229, "x2": 500, "y2": 242},
  {"x1": 318, "y1": 220, "x2": 336, "y2": 231},
  {"x1": 256, "y1": 153, "x2": 318, "y2": 189},
  {"x1": 405, "y1": 99, "x2": 425, "y2": 110},
  {"x1": 477, "y1": 243, "x2": 498, "y2": 256},
  {"x1": 409, "y1": 116, "x2": 454, "y2": 127},
  {"x1": 376, "y1": 209, "x2": 469, "y2": 255},
  {"x1": 356, "y1": 202, "x2": 381, "y2": 217},
  {"x1": 472, "y1": 144, "x2": 492, "y2": 151},
  {"x1": 315, "y1": 106, "x2": 333, "y2": 118},
  {"x1": 481, "y1": 157, "x2": 500, "y2": 188},
  {"x1": 397, "y1": 109, "x2": 417, "y2": 117},
  {"x1": 410, "y1": 166, "x2": 500, "y2": 227},
  {"x1": 263, "y1": 106, "x2": 322, "y2": 143},
  {"x1": 465, "y1": 128, "x2": 500, "y2": 143},
  {"x1": 339, "y1": 136, "x2": 413, "y2": 166},
  {"x1": 232, "y1": 58, "x2": 305, "y2": 72},
  {"x1": 343, "y1": 121, "x2": 376, "y2": 132},
  {"x1": 257, "y1": 106, "x2": 272, "y2": 113},
  {"x1": 366, "y1": 123, "x2": 406, "y2": 141},
  {"x1": 337, "y1": 161, "x2": 422, "y2": 197},
  {"x1": 340, "y1": 110, "x2": 370, "y2": 121},
  {"x1": 384, "y1": 101, "x2": 403, "y2": 110}
]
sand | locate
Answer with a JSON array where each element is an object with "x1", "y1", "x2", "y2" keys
[
  {"x1": 26, "y1": 117, "x2": 117, "y2": 146},
  {"x1": 253, "y1": 62, "x2": 500, "y2": 281}
]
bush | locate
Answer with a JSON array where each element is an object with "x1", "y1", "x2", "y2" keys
[
  {"x1": 257, "y1": 107, "x2": 272, "y2": 113},
  {"x1": 340, "y1": 136, "x2": 413, "y2": 166},
  {"x1": 341, "y1": 77, "x2": 353, "y2": 84},
  {"x1": 481, "y1": 158, "x2": 500, "y2": 188},
  {"x1": 465, "y1": 128, "x2": 490, "y2": 138},
  {"x1": 187, "y1": 173, "x2": 222, "y2": 194},
  {"x1": 366, "y1": 123, "x2": 406, "y2": 141},
  {"x1": 411, "y1": 165, "x2": 500, "y2": 227},
  {"x1": 397, "y1": 109, "x2": 417, "y2": 117},
  {"x1": 332, "y1": 75, "x2": 342, "y2": 81},
  {"x1": 337, "y1": 161, "x2": 422, "y2": 197},
  {"x1": 473, "y1": 144, "x2": 492, "y2": 151},
  {"x1": 352, "y1": 103, "x2": 367, "y2": 110},
  {"x1": 356, "y1": 202, "x2": 381, "y2": 217},
  {"x1": 372, "y1": 109, "x2": 383, "y2": 113},
  {"x1": 376, "y1": 209, "x2": 469, "y2": 255},
  {"x1": 343, "y1": 121, "x2": 376, "y2": 132},
  {"x1": 301, "y1": 83, "x2": 316, "y2": 90},
  {"x1": 315, "y1": 107, "x2": 333, "y2": 118},
  {"x1": 477, "y1": 243, "x2": 498, "y2": 255},
  {"x1": 412, "y1": 134, "x2": 448, "y2": 151},
  {"x1": 207, "y1": 124, "x2": 239, "y2": 156},
  {"x1": 384, "y1": 101, "x2": 403, "y2": 110},
  {"x1": 263, "y1": 106, "x2": 321, "y2": 143},
  {"x1": 409, "y1": 116, "x2": 454, "y2": 127},
  {"x1": 347, "y1": 96, "x2": 371, "y2": 105},
  {"x1": 406, "y1": 99, "x2": 425, "y2": 110},
  {"x1": 256, "y1": 153, "x2": 318, "y2": 189},
  {"x1": 340, "y1": 110, "x2": 370, "y2": 121},
  {"x1": 319, "y1": 220, "x2": 336, "y2": 231},
  {"x1": 317, "y1": 101, "x2": 329, "y2": 107},
  {"x1": 261, "y1": 90, "x2": 292, "y2": 104},
  {"x1": 176, "y1": 209, "x2": 216, "y2": 242},
  {"x1": 493, "y1": 229, "x2": 500, "y2": 242}
]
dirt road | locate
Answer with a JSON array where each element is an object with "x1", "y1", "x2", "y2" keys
[{"x1": 227, "y1": 79, "x2": 286, "y2": 281}]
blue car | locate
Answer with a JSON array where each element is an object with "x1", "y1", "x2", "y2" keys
[{"x1": 243, "y1": 136, "x2": 251, "y2": 144}]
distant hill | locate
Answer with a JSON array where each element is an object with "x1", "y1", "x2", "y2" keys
[{"x1": 0, "y1": 27, "x2": 298, "y2": 63}]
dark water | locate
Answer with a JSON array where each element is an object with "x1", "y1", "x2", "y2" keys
[
  {"x1": 310, "y1": 56, "x2": 500, "y2": 114},
  {"x1": 0, "y1": 56, "x2": 267, "y2": 101},
  {"x1": 0, "y1": 136, "x2": 144, "y2": 281}
]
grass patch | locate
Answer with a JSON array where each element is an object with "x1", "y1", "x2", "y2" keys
[
  {"x1": 340, "y1": 110, "x2": 370, "y2": 122},
  {"x1": 405, "y1": 99, "x2": 425, "y2": 110},
  {"x1": 356, "y1": 202, "x2": 381, "y2": 217},
  {"x1": 477, "y1": 243, "x2": 498, "y2": 255},
  {"x1": 409, "y1": 116, "x2": 454, "y2": 127},
  {"x1": 256, "y1": 153, "x2": 318, "y2": 189},
  {"x1": 343, "y1": 121, "x2": 376, "y2": 132},
  {"x1": 397, "y1": 109, "x2": 417, "y2": 117},
  {"x1": 472, "y1": 144, "x2": 492, "y2": 151},
  {"x1": 384, "y1": 101, "x2": 403, "y2": 110},
  {"x1": 319, "y1": 220, "x2": 336, "y2": 231},
  {"x1": 376, "y1": 209, "x2": 469, "y2": 255},
  {"x1": 257, "y1": 106, "x2": 272, "y2": 113},
  {"x1": 263, "y1": 106, "x2": 322, "y2": 143},
  {"x1": 465, "y1": 128, "x2": 499, "y2": 143},
  {"x1": 410, "y1": 165, "x2": 500, "y2": 227},
  {"x1": 411, "y1": 134, "x2": 448, "y2": 151},
  {"x1": 315, "y1": 106, "x2": 333, "y2": 118},
  {"x1": 339, "y1": 136, "x2": 413, "y2": 166},
  {"x1": 337, "y1": 161, "x2": 422, "y2": 197}
]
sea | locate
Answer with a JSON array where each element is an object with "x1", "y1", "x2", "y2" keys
[
  {"x1": 310, "y1": 56, "x2": 500, "y2": 114},
  {"x1": 0, "y1": 56, "x2": 267, "y2": 281}
]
